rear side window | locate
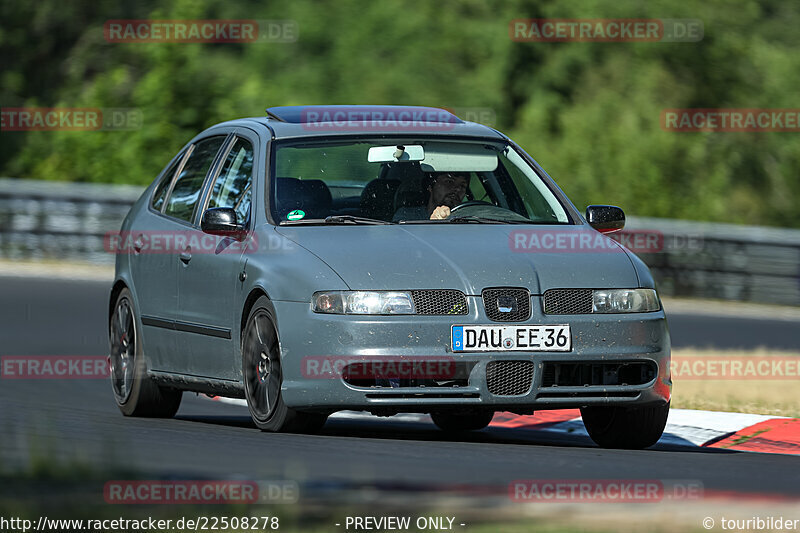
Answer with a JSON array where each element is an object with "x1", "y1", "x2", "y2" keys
[
  {"x1": 207, "y1": 137, "x2": 254, "y2": 223},
  {"x1": 151, "y1": 153, "x2": 184, "y2": 212},
  {"x1": 164, "y1": 136, "x2": 226, "y2": 222}
]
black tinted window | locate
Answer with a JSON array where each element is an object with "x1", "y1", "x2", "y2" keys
[
  {"x1": 208, "y1": 137, "x2": 254, "y2": 223},
  {"x1": 164, "y1": 136, "x2": 225, "y2": 222},
  {"x1": 151, "y1": 153, "x2": 183, "y2": 212}
]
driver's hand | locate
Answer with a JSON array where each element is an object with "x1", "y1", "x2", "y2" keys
[{"x1": 430, "y1": 206, "x2": 451, "y2": 220}]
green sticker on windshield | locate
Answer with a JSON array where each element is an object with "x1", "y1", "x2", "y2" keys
[{"x1": 287, "y1": 209, "x2": 306, "y2": 221}]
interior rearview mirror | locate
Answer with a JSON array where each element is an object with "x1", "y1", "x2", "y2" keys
[{"x1": 368, "y1": 145, "x2": 425, "y2": 163}]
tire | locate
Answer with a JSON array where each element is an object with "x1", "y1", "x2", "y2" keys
[
  {"x1": 109, "y1": 288, "x2": 182, "y2": 417},
  {"x1": 431, "y1": 411, "x2": 494, "y2": 432},
  {"x1": 580, "y1": 401, "x2": 670, "y2": 449},
  {"x1": 242, "y1": 297, "x2": 328, "y2": 433}
]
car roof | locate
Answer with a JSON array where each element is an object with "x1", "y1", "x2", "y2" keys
[{"x1": 208, "y1": 105, "x2": 506, "y2": 141}]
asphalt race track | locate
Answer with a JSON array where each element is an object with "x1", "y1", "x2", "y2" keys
[{"x1": 1, "y1": 275, "x2": 799, "y2": 500}]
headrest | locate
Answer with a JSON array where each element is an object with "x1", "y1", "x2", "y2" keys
[
  {"x1": 274, "y1": 177, "x2": 332, "y2": 219},
  {"x1": 360, "y1": 179, "x2": 400, "y2": 220}
]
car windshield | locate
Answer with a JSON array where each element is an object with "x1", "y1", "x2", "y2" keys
[{"x1": 270, "y1": 139, "x2": 572, "y2": 224}]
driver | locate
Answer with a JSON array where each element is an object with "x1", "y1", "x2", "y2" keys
[{"x1": 393, "y1": 171, "x2": 470, "y2": 221}]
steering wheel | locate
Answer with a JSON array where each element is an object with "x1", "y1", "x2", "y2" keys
[{"x1": 449, "y1": 200, "x2": 493, "y2": 214}]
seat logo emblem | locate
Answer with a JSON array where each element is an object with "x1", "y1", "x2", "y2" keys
[{"x1": 497, "y1": 296, "x2": 517, "y2": 313}]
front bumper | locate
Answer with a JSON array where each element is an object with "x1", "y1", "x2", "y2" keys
[{"x1": 274, "y1": 296, "x2": 671, "y2": 413}]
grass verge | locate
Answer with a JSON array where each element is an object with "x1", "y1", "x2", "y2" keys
[{"x1": 670, "y1": 348, "x2": 800, "y2": 417}]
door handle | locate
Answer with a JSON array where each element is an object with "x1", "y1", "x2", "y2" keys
[
  {"x1": 133, "y1": 235, "x2": 144, "y2": 254},
  {"x1": 180, "y1": 246, "x2": 192, "y2": 264}
]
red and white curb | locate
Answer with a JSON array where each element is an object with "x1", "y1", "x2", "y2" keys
[
  {"x1": 204, "y1": 397, "x2": 799, "y2": 455},
  {"x1": 491, "y1": 409, "x2": 799, "y2": 453}
]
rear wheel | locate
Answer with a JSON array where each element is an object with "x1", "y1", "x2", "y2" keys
[
  {"x1": 242, "y1": 297, "x2": 327, "y2": 433},
  {"x1": 581, "y1": 401, "x2": 670, "y2": 449},
  {"x1": 109, "y1": 288, "x2": 182, "y2": 417},
  {"x1": 431, "y1": 411, "x2": 494, "y2": 432}
]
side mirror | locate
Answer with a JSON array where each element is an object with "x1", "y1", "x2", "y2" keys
[
  {"x1": 201, "y1": 207, "x2": 245, "y2": 238},
  {"x1": 586, "y1": 205, "x2": 625, "y2": 234}
]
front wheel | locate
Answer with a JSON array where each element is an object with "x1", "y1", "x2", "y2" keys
[
  {"x1": 242, "y1": 297, "x2": 327, "y2": 433},
  {"x1": 581, "y1": 401, "x2": 670, "y2": 449},
  {"x1": 109, "y1": 288, "x2": 182, "y2": 417},
  {"x1": 431, "y1": 411, "x2": 494, "y2": 432}
]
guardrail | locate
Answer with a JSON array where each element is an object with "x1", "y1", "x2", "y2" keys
[
  {"x1": 626, "y1": 217, "x2": 800, "y2": 306},
  {"x1": 0, "y1": 178, "x2": 142, "y2": 265},
  {"x1": 1, "y1": 177, "x2": 798, "y2": 306}
]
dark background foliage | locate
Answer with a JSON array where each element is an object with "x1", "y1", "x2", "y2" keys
[{"x1": 2, "y1": 0, "x2": 798, "y2": 226}]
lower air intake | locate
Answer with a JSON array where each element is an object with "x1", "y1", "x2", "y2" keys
[{"x1": 486, "y1": 360, "x2": 534, "y2": 396}]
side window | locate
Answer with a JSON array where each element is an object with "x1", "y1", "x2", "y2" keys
[
  {"x1": 466, "y1": 172, "x2": 488, "y2": 202},
  {"x1": 164, "y1": 136, "x2": 226, "y2": 222},
  {"x1": 500, "y1": 148, "x2": 568, "y2": 222},
  {"x1": 234, "y1": 187, "x2": 252, "y2": 223},
  {"x1": 207, "y1": 137, "x2": 254, "y2": 223},
  {"x1": 151, "y1": 152, "x2": 184, "y2": 212}
]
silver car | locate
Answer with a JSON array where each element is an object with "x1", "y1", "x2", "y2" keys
[{"x1": 108, "y1": 105, "x2": 671, "y2": 449}]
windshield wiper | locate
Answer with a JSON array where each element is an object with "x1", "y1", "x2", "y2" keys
[
  {"x1": 447, "y1": 216, "x2": 528, "y2": 224},
  {"x1": 280, "y1": 215, "x2": 395, "y2": 226},
  {"x1": 324, "y1": 215, "x2": 395, "y2": 225}
]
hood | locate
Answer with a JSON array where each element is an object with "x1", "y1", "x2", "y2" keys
[{"x1": 275, "y1": 224, "x2": 639, "y2": 294}]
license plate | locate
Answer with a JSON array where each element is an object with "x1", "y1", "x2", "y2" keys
[{"x1": 451, "y1": 325, "x2": 571, "y2": 352}]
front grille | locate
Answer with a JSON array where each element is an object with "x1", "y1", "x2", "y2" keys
[
  {"x1": 486, "y1": 361, "x2": 534, "y2": 396},
  {"x1": 411, "y1": 290, "x2": 468, "y2": 315},
  {"x1": 482, "y1": 288, "x2": 531, "y2": 322},
  {"x1": 543, "y1": 289, "x2": 593, "y2": 314}
]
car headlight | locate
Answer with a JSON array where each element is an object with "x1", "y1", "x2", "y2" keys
[
  {"x1": 312, "y1": 291, "x2": 416, "y2": 315},
  {"x1": 592, "y1": 289, "x2": 660, "y2": 313}
]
